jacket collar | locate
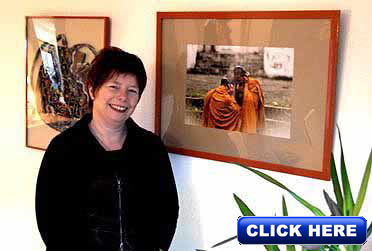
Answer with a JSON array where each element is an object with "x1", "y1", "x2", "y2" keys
[{"x1": 72, "y1": 113, "x2": 141, "y2": 152}]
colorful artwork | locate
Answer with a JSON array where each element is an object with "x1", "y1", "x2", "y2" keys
[
  {"x1": 185, "y1": 44, "x2": 294, "y2": 139},
  {"x1": 34, "y1": 34, "x2": 95, "y2": 131},
  {"x1": 26, "y1": 16, "x2": 110, "y2": 150}
]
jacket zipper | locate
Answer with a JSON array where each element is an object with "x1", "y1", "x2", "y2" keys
[{"x1": 116, "y1": 175, "x2": 124, "y2": 251}]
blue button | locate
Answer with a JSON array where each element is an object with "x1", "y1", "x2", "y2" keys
[{"x1": 237, "y1": 217, "x2": 366, "y2": 245}]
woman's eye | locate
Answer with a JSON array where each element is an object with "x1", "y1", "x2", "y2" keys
[
  {"x1": 129, "y1": 89, "x2": 138, "y2": 94},
  {"x1": 109, "y1": 85, "x2": 119, "y2": 89}
]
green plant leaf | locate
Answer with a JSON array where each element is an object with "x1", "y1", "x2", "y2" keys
[
  {"x1": 237, "y1": 164, "x2": 326, "y2": 216},
  {"x1": 281, "y1": 198, "x2": 296, "y2": 251},
  {"x1": 323, "y1": 190, "x2": 342, "y2": 216},
  {"x1": 233, "y1": 193, "x2": 255, "y2": 216},
  {"x1": 331, "y1": 153, "x2": 344, "y2": 212},
  {"x1": 345, "y1": 245, "x2": 354, "y2": 251},
  {"x1": 329, "y1": 245, "x2": 341, "y2": 251},
  {"x1": 337, "y1": 126, "x2": 354, "y2": 216},
  {"x1": 282, "y1": 195, "x2": 288, "y2": 216},
  {"x1": 353, "y1": 149, "x2": 372, "y2": 216},
  {"x1": 367, "y1": 221, "x2": 372, "y2": 238},
  {"x1": 286, "y1": 245, "x2": 296, "y2": 251},
  {"x1": 352, "y1": 245, "x2": 361, "y2": 251},
  {"x1": 321, "y1": 245, "x2": 329, "y2": 251},
  {"x1": 322, "y1": 245, "x2": 340, "y2": 251},
  {"x1": 345, "y1": 245, "x2": 362, "y2": 251},
  {"x1": 342, "y1": 199, "x2": 347, "y2": 218},
  {"x1": 266, "y1": 245, "x2": 280, "y2": 251},
  {"x1": 210, "y1": 235, "x2": 237, "y2": 248},
  {"x1": 264, "y1": 245, "x2": 280, "y2": 251},
  {"x1": 233, "y1": 194, "x2": 280, "y2": 251}
]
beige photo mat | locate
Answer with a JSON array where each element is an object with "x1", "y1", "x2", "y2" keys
[{"x1": 160, "y1": 18, "x2": 331, "y2": 172}]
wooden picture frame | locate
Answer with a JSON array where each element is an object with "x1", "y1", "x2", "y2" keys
[
  {"x1": 156, "y1": 11, "x2": 340, "y2": 180},
  {"x1": 26, "y1": 16, "x2": 110, "y2": 150}
]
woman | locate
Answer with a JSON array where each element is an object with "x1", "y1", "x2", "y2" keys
[{"x1": 35, "y1": 47, "x2": 179, "y2": 251}]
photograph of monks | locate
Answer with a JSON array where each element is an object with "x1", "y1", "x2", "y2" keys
[{"x1": 185, "y1": 44, "x2": 294, "y2": 139}]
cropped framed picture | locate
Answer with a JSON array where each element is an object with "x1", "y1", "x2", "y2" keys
[
  {"x1": 156, "y1": 11, "x2": 340, "y2": 180},
  {"x1": 26, "y1": 16, "x2": 110, "y2": 150}
]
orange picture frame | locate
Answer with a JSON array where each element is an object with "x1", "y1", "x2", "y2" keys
[{"x1": 155, "y1": 11, "x2": 340, "y2": 180}]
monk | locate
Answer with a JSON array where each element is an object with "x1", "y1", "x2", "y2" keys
[
  {"x1": 202, "y1": 78, "x2": 241, "y2": 130},
  {"x1": 232, "y1": 66, "x2": 265, "y2": 134}
]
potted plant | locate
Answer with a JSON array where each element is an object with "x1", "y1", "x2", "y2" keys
[{"x1": 199, "y1": 129, "x2": 371, "y2": 251}]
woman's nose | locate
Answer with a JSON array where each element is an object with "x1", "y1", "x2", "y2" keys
[{"x1": 117, "y1": 90, "x2": 127, "y2": 101}]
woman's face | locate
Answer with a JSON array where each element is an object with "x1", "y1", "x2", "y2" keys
[{"x1": 89, "y1": 73, "x2": 140, "y2": 127}]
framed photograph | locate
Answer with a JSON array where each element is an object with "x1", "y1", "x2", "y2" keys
[
  {"x1": 26, "y1": 16, "x2": 110, "y2": 150},
  {"x1": 156, "y1": 11, "x2": 340, "y2": 180}
]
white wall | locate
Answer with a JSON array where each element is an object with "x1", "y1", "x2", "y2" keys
[{"x1": 0, "y1": 0, "x2": 371, "y2": 250}]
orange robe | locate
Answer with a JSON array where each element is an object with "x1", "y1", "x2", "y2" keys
[
  {"x1": 239, "y1": 78, "x2": 265, "y2": 133},
  {"x1": 202, "y1": 86, "x2": 241, "y2": 130}
]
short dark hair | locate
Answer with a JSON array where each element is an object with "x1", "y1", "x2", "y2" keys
[{"x1": 86, "y1": 46, "x2": 147, "y2": 108}]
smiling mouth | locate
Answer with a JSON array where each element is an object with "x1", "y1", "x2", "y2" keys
[{"x1": 109, "y1": 104, "x2": 128, "y2": 113}]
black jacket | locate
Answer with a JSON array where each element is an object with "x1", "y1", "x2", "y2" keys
[{"x1": 35, "y1": 114, "x2": 179, "y2": 251}]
